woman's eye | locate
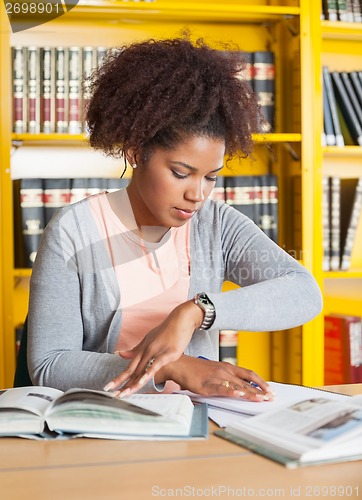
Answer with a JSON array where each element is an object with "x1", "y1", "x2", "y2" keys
[
  {"x1": 172, "y1": 170, "x2": 188, "y2": 179},
  {"x1": 206, "y1": 176, "x2": 217, "y2": 182}
]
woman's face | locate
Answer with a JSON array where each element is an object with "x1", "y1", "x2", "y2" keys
[{"x1": 127, "y1": 135, "x2": 225, "y2": 229}]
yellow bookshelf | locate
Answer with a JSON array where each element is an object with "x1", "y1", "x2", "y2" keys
[{"x1": 0, "y1": 0, "x2": 323, "y2": 388}]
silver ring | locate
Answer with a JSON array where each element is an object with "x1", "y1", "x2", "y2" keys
[{"x1": 145, "y1": 357, "x2": 155, "y2": 372}]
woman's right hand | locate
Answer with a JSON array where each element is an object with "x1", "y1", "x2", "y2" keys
[{"x1": 154, "y1": 356, "x2": 275, "y2": 401}]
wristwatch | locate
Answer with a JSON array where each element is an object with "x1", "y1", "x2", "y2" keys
[{"x1": 193, "y1": 292, "x2": 216, "y2": 330}]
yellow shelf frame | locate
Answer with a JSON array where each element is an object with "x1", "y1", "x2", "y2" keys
[
  {"x1": 324, "y1": 270, "x2": 362, "y2": 279},
  {"x1": 323, "y1": 146, "x2": 362, "y2": 158},
  {"x1": 321, "y1": 20, "x2": 362, "y2": 41}
]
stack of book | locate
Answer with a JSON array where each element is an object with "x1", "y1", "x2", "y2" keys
[
  {"x1": 322, "y1": 0, "x2": 362, "y2": 22},
  {"x1": 12, "y1": 46, "x2": 110, "y2": 134},
  {"x1": 14, "y1": 177, "x2": 129, "y2": 268},
  {"x1": 322, "y1": 66, "x2": 362, "y2": 147},
  {"x1": 210, "y1": 174, "x2": 279, "y2": 244},
  {"x1": 322, "y1": 176, "x2": 362, "y2": 271},
  {"x1": 324, "y1": 313, "x2": 362, "y2": 384}
]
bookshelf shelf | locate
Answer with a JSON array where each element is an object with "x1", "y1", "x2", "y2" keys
[
  {"x1": 324, "y1": 270, "x2": 362, "y2": 279},
  {"x1": 14, "y1": 269, "x2": 32, "y2": 278},
  {"x1": 321, "y1": 21, "x2": 362, "y2": 41},
  {"x1": 11, "y1": 133, "x2": 302, "y2": 145},
  {"x1": 323, "y1": 146, "x2": 362, "y2": 158}
]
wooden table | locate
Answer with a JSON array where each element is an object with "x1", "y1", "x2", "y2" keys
[{"x1": 1, "y1": 384, "x2": 361, "y2": 500}]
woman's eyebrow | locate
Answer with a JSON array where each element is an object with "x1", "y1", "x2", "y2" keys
[{"x1": 170, "y1": 161, "x2": 224, "y2": 173}]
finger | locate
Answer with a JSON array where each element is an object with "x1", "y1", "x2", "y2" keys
[
  {"x1": 117, "y1": 350, "x2": 137, "y2": 359},
  {"x1": 217, "y1": 377, "x2": 273, "y2": 402},
  {"x1": 235, "y1": 367, "x2": 273, "y2": 395},
  {"x1": 103, "y1": 352, "x2": 144, "y2": 392}
]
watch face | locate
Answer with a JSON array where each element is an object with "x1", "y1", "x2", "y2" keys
[{"x1": 199, "y1": 293, "x2": 209, "y2": 305}]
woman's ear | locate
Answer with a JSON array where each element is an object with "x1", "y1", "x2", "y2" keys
[{"x1": 124, "y1": 149, "x2": 137, "y2": 168}]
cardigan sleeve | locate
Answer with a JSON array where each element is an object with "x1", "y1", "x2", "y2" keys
[{"x1": 206, "y1": 204, "x2": 323, "y2": 332}]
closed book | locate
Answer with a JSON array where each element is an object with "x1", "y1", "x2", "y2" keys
[
  {"x1": 209, "y1": 175, "x2": 225, "y2": 202},
  {"x1": 55, "y1": 47, "x2": 68, "y2": 133},
  {"x1": 40, "y1": 47, "x2": 55, "y2": 133},
  {"x1": 253, "y1": 51, "x2": 275, "y2": 133},
  {"x1": 337, "y1": 0, "x2": 349, "y2": 21},
  {"x1": 331, "y1": 70, "x2": 362, "y2": 146},
  {"x1": 96, "y1": 47, "x2": 108, "y2": 68},
  {"x1": 323, "y1": 0, "x2": 338, "y2": 21},
  {"x1": 349, "y1": 71, "x2": 362, "y2": 109},
  {"x1": 322, "y1": 176, "x2": 331, "y2": 271},
  {"x1": 43, "y1": 178, "x2": 71, "y2": 225},
  {"x1": 86, "y1": 178, "x2": 107, "y2": 197},
  {"x1": 324, "y1": 314, "x2": 362, "y2": 384},
  {"x1": 27, "y1": 46, "x2": 40, "y2": 134},
  {"x1": 12, "y1": 46, "x2": 27, "y2": 133},
  {"x1": 323, "y1": 73, "x2": 336, "y2": 145},
  {"x1": 219, "y1": 330, "x2": 238, "y2": 365},
  {"x1": 323, "y1": 67, "x2": 344, "y2": 147},
  {"x1": 70, "y1": 178, "x2": 88, "y2": 204},
  {"x1": 82, "y1": 47, "x2": 96, "y2": 132},
  {"x1": 340, "y1": 177, "x2": 362, "y2": 271},
  {"x1": 346, "y1": 0, "x2": 355, "y2": 20},
  {"x1": 340, "y1": 71, "x2": 362, "y2": 128},
  {"x1": 329, "y1": 176, "x2": 341, "y2": 271},
  {"x1": 68, "y1": 47, "x2": 82, "y2": 134},
  {"x1": 224, "y1": 176, "x2": 255, "y2": 222},
  {"x1": 352, "y1": 0, "x2": 362, "y2": 21},
  {"x1": 258, "y1": 174, "x2": 278, "y2": 242},
  {"x1": 106, "y1": 178, "x2": 129, "y2": 193},
  {"x1": 20, "y1": 178, "x2": 45, "y2": 268}
]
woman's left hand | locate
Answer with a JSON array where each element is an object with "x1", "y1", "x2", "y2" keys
[{"x1": 103, "y1": 300, "x2": 204, "y2": 396}]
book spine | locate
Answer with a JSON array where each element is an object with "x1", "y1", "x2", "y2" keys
[
  {"x1": 209, "y1": 176, "x2": 225, "y2": 202},
  {"x1": 253, "y1": 51, "x2": 275, "y2": 133},
  {"x1": 68, "y1": 47, "x2": 82, "y2": 134},
  {"x1": 40, "y1": 47, "x2": 55, "y2": 133},
  {"x1": 329, "y1": 176, "x2": 341, "y2": 271},
  {"x1": 43, "y1": 178, "x2": 71, "y2": 225},
  {"x1": 96, "y1": 47, "x2": 108, "y2": 69},
  {"x1": 55, "y1": 47, "x2": 68, "y2": 134},
  {"x1": 353, "y1": 0, "x2": 362, "y2": 21},
  {"x1": 20, "y1": 178, "x2": 44, "y2": 267},
  {"x1": 27, "y1": 46, "x2": 40, "y2": 134},
  {"x1": 340, "y1": 177, "x2": 362, "y2": 271},
  {"x1": 219, "y1": 330, "x2": 238, "y2": 365},
  {"x1": 106, "y1": 178, "x2": 130, "y2": 193},
  {"x1": 349, "y1": 71, "x2": 362, "y2": 109},
  {"x1": 82, "y1": 47, "x2": 95, "y2": 133},
  {"x1": 322, "y1": 67, "x2": 344, "y2": 147},
  {"x1": 12, "y1": 46, "x2": 27, "y2": 133},
  {"x1": 337, "y1": 0, "x2": 349, "y2": 20},
  {"x1": 324, "y1": 0, "x2": 339, "y2": 20},
  {"x1": 260, "y1": 174, "x2": 278, "y2": 243},
  {"x1": 323, "y1": 71, "x2": 337, "y2": 145},
  {"x1": 225, "y1": 176, "x2": 255, "y2": 223},
  {"x1": 346, "y1": 0, "x2": 355, "y2": 20},
  {"x1": 331, "y1": 70, "x2": 362, "y2": 146},
  {"x1": 86, "y1": 178, "x2": 106, "y2": 198},
  {"x1": 322, "y1": 176, "x2": 331, "y2": 271},
  {"x1": 340, "y1": 71, "x2": 362, "y2": 127},
  {"x1": 69, "y1": 178, "x2": 88, "y2": 204}
]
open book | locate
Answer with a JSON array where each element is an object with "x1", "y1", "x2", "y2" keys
[
  {"x1": 215, "y1": 391, "x2": 362, "y2": 468},
  {"x1": 0, "y1": 387, "x2": 208, "y2": 440}
]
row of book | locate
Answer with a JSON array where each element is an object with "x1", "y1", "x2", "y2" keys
[
  {"x1": 14, "y1": 177, "x2": 129, "y2": 268},
  {"x1": 211, "y1": 174, "x2": 279, "y2": 244},
  {"x1": 322, "y1": 0, "x2": 362, "y2": 22},
  {"x1": 12, "y1": 46, "x2": 109, "y2": 134},
  {"x1": 322, "y1": 176, "x2": 362, "y2": 271},
  {"x1": 11, "y1": 46, "x2": 275, "y2": 136},
  {"x1": 235, "y1": 51, "x2": 275, "y2": 133},
  {"x1": 323, "y1": 66, "x2": 362, "y2": 147},
  {"x1": 14, "y1": 174, "x2": 279, "y2": 269},
  {"x1": 325, "y1": 313, "x2": 362, "y2": 384}
]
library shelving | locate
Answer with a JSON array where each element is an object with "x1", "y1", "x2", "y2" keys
[
  {"x1": 314, "y1": 11, "x2": 362, "y2": 322},
  {"x1": 1, "y1": 0, "x2": 322, "y2": 388}
]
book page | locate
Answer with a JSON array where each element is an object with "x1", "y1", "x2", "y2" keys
[{"x1": 0, "y1": 386, "x2": 63, "y2": 417}]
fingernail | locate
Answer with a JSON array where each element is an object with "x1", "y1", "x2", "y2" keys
[
  {"x1": 234, "y1": 390, "x2": 245, "y2": 397},
  {"x1": 255, "y1": 394, "x2": 266, "y2": 401},
  {"x1": 139, "y1": 374, "x2": 149, "y2": 386},
  {"x1": 118, "y1": 388, "x2": 131, "y2": 398},
  {"x1": 103, "y1": 382, "x2": 115, "y2": 392}
]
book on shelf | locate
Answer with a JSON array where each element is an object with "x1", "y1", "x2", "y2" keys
[
  {"x1": 55, "y1": 47, "x2": 68, "y2": 134},
  {"x1": 324, "y1": 314, "x2": 362, "y2": 384},
  {"x1": 323, "y1": 73, "x2": 336, "y2": 146},
  {"x1": 322, "y1": 176, "x2": 331, "y2": 271},
  {"x1": 331, "y1": 70, "x2": 362, "y2": 147},
  {"x1": 322, "y1": 67, "x2": 344, "y2": 147},
  {"x1": 349, "y1": 71, "x2": 362, "y2": 109},
  {"x1": 0, "y1": 387, "x2": 208, "y2": 441},
  {"x1": 322, "y1": 0, "x2": 338, "y2": 21},
  {"x1": 253, "y1": 51, "x2": 275, "y2": 133},
  {"x1": 40, "y1": 47, "x2": 55, "y2": 134},
  {"x1": 340, "y1": 177, "x2": 362, "y2": 271},
  {"x1": 214, "y1": 384, "x2": 362, "y2": 468},
  {"x1": 19, "y1": 178, "x2": 45, "y2": 268},
  {"x1": 219, "y1": 330, "x2": 238, "y2": 365},
  {"x1": 12, "y1": 46, "x2": 27, "y2": 134},
  {"x1": 68, "y1": 47, "x2": 82, "y2": 135},
  {"x1": 329, "y1": 176, "x2": 341, "y2": 271},
  {"x1": 27, "y1": 46, "x2": 40, "y2": 134},
  {"x1": 43, "y1": 178, "x2": 71, "y2": 226}
]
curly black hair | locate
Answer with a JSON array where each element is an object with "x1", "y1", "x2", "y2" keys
[{"x1": 86, "y1": 35, "x2": 261, "y2": 161}]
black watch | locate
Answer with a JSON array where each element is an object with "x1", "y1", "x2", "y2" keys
[{"x1": 193, "y1": 292, "x2": 216, "y2": 330}]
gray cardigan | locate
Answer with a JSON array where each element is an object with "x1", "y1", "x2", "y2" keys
[{"x1": 28, "y1": 197, "x2": 322, "y2": 391}]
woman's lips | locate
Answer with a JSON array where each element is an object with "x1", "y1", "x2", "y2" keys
[{"x1": 174, "y1": 208, "x2": 196, "y2": 220}]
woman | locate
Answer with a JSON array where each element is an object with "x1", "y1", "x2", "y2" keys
[{"x1": 28, "y1": 36, "x2": 322, "y2": 401}]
